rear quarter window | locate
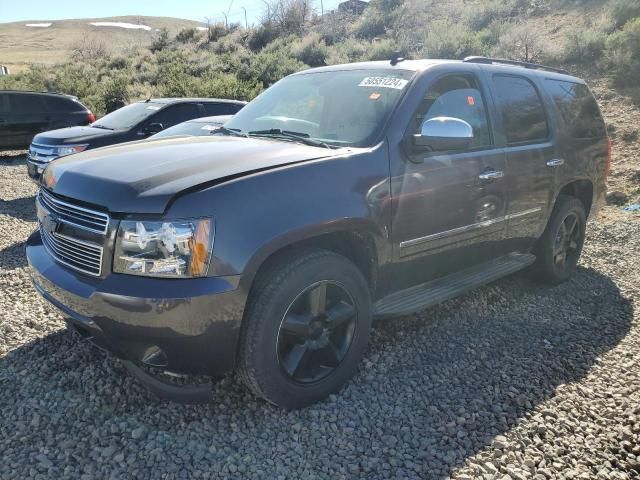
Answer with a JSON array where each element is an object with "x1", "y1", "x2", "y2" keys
[
  {"x1": 545, "y1": 79, "x2": 606, "y2": 139},
  {"x1": 203, "y1": 103, "x2": 243, "y2": 115},
  {"x1": 45, "y1": 96, "x2": 84, "y2": 113}
]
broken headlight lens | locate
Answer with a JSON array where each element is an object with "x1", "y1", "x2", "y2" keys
[{"x1": 114, "y1": 219, "x2": 214, "y2": 278}]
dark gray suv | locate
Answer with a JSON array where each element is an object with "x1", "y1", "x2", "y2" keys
[{"x1": 26, "y1": 56, "x2": 610, "y2": 409}]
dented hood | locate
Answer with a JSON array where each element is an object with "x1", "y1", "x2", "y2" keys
[{"x1": 43, "y1": 135, "x2": 338, "y2": 214}]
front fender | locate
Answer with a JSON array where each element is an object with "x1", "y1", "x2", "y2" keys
[{"x1": 166, "y1": 146, "x2": 392, "y2": 294}]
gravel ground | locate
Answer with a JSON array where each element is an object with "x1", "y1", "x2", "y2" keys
[{"x1": 1, "y1": 150, "x2": 639, "y2": 479}]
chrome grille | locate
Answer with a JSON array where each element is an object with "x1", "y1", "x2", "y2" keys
[
  {"x1": 28, "y1": 143, "x2": 59, "y2": 166},
  {"x1": 38, "y1": 189, "x2": 109, "y2": 234},
  {"x1": 40, "y1": 226, "x2": 103, "y2": 276}
]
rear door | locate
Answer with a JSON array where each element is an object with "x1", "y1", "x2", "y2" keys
[
  {"x1": 488, "y1": 74, "x2": 555, "y2": 251},
  {"x1": 390, "y1": 71, "x2": 508, "y2": 290},
  {"x1": 6, "y1": 93, "x2": 50, "y2": 147}
]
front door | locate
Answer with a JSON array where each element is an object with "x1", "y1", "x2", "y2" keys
[
  {"x1": 389, "y1": 72, "x2": 508, "y2": 292},
  {"x1": 487, "y1": 74, "x2": 556, "y2": 251}
]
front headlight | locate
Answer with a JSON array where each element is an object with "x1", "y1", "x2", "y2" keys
[
  {"x1": 114, "y1": 218, "x2": 214, "y2": 278},
  {"x1": 56, "y1": 144, "x2": 88, "y2": 157}
]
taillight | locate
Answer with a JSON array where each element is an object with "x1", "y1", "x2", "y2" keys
[
  {"x1": 87, "y1": 111, "x2": 96, "y2": 124},
  {"x1": 605, "y1": 136, "x2": 612, "y2": 179}
]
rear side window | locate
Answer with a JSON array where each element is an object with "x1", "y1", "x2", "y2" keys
[
  {"x1": 45, "y1": 96, "x2": 83, "y2": 113},
  {"x1": 545, "y1": 80, "x2": 606, "y2": 139},
  {"x1": 203, "y1": 103, "x2": 243, "y2": 115},
  {"x1": 151, "y1": 103, "x2": 200, "y2": 128},
  {"x1": 492, "y1": 75, "x2": 548, "y2": 145},
  {"x1": 8, "y1": 93, "x2": 47, "y2": 114}
]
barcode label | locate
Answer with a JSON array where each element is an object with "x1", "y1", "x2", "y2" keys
[{"x1": 358, "y1": 77, "x2": 409, "y2": 90}]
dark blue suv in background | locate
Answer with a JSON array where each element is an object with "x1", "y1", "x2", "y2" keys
[{"x1": 27, "y1": 98, "x2": 245, "y2": 180}]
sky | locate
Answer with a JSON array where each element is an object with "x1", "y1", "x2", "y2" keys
[{"x1": 0, "y1": 0, "x2": 346, "y2": 26}]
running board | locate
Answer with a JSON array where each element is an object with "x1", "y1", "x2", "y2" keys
[{"x1": 374, "y1": 253, "x2": 536, "y2": 318}]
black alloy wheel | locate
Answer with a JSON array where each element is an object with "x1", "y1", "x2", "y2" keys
[
  {"x1": 277, "y1": 281, "x2": 357, "y2": 384},
  {"x1": 238, "y1": 250, "x2": 372, "y2": 409},
  {"x1": 532, "y1": 195, "x2": 586, "y2": 284},
  {"x1": 553, "y1": 212, "x2": 581, "y2": 272}
]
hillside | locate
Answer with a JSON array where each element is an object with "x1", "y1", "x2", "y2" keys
[{"x1": 0, "y1": 16, "x2": 206, "y2": 73}]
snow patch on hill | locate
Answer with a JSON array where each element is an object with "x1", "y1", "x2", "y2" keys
[
  {"x1": 25, "y1": 23, "x2": 52, "y2": 28},
  {"x1": 89, "y1": 22, "x2": 151, "y2": 31}
]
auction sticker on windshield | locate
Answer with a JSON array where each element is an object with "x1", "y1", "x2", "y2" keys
[{"x1": 359, "y1": 77, "x2": 409, "y2": 90}]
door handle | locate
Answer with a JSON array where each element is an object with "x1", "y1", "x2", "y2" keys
[
  {"x1": 478, "y1": 170, "x2": 504, "y2": 180},
  {"x1": 546, "y1": 158, "x2": 565, "y2": 167}
]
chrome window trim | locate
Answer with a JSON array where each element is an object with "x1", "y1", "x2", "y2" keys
[{"x1": 399, "y1": 207, "x2": 542, "y2": 249}]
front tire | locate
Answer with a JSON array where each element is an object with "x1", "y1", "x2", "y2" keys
[
  {"x1": 238, "y1": 250, "x2": 372, "y2": 409},
  {"x1": 532, "y1": 195, "x2": 587, "y2": 284}
]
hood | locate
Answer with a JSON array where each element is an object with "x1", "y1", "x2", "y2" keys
[
  {"x1": 43, "y1": 136, "x2": 341, "y2": 214},
  {"x1": 33, "y1": 126, "x2": 123, "y2": 145}
]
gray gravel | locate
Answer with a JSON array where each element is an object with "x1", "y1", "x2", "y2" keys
[{"x1": 1, "y1": 150, "x2": 639, "y2": 479}]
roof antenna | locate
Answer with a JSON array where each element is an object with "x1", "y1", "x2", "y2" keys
[{"x1": 390, "y1": 52, "x2": 404, "y2": 66}]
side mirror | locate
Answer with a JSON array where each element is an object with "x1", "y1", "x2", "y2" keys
[
  {"x1": 139, "y1": 123, "x2": 164, "y2": 137},
  {"x1": 413, "y1": 117, "x2": 473, "y2": 152}
]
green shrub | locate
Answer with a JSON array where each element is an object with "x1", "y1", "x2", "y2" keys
[
  {"x1": 492, "y1": 23, "x2": 548, "y2": 62},
  {"x1": 562, "y1": 28, "x2": 607, "y2": 64},
  {"x1": 248, "y1": 23, "x2": 280, "y2": 51},
  {"x1": 465, "y1": 0, "x2": 517, "y2": 32},
  {"x1": 422, "y1": 21, "x2": 482, "y2": 59},
  {"x1": 353, "y1": 8, "x2": 387, "y2": 39},
  {"x1": 610, "y1": 0, "x2": 640, "y2": 28},
  {"x1": 175, "y1": 28, "x2": 202, "y2": 44},
  {"x1": 103, "y1": 75, "x2": 130, "y2": 113},
  {"x1": 150, "y1": 28, "x2": 170, "y2": 53},
  {"x1": 606, "y1": 18, "x2": 640, "y2": 89},
  {"x1": 292, "y1": 33, "x2": 328, "y2": 67}
]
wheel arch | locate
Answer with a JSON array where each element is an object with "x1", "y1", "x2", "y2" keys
[
  {"x1": 554, "y1": 179, "x2": 594, "y2": 217},
  {"x1": 240, "y1": 221, "x2": 384, "y2": 301}
]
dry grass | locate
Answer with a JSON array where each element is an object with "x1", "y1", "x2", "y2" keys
[{"x1": 0, "y1": 16, "x2": 205, "y2": 72}]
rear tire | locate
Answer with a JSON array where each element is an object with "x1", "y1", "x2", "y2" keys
[
  {"x1": 532, "y1": 195, "x2": 587, "y2": 285},
  {"x1": 238, "y1": 249, "x2": 372, "y2": 409}
]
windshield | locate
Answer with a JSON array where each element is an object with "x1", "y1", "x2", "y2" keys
[
  {"x1": 225, "y1": 69, "x2": 415, "y2": 147},
  {"x1": 93, "y1": 102, "x2": 164, "y2": 130},
  {"x1": 151, "y1": 120, "x2": 226, "y2": 138}
]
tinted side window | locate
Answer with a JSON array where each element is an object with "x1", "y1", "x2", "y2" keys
[
  {"x1": 414, "y1": 74, "x2": 492, "y2": 150},
  {"x1": 151, "y1": 104, "x2": 200, "y2": 128},
  {"x1": 545, "y1": 80, "x2": 606, "y2": 139},
  {"x1": 203, "y1": 103, "x2": 242, "y2": 115},
  {"x1": 492, "y1": 75, "x2": 548, "y2": 145},
  {"x1": 8, "y1": 93, "x2": 47, "y2": 114},
  {"x1": 0, "y1": 94, "x2": 7, "y2": 113},
  {"x1": 45, "y1": 96, "x2": 82, "y2": 113}
]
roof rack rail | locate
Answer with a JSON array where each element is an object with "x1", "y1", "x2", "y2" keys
[{"x1": 462, "y1": 56, "x2": 569, "y2": 75}]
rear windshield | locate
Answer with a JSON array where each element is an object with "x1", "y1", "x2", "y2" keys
[
  {"x1": 152, "y1": 120, "x2": 226, "y2": 138},
  {"x1": 545, "y1": 80, "x2": 606, "y2": 139},
  {"x1": 92, "y1": 102, "x2": 164, "y2": 130}
]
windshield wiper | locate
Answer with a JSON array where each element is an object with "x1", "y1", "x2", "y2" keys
[
  {"x1": 211, "y1": 126, "x2": 248, "y2": 138},
  {"x1": 247, "y1": 129, "x2": 332, "y2": 149},
  {"x1": 91, "y1": 124, "x2": 113, "y2": 130}
]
